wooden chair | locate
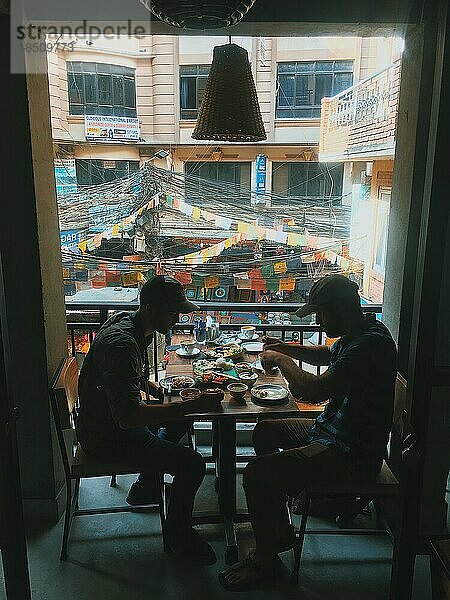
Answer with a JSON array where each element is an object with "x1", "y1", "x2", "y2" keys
[
  {"x1": 291, "y1": 460, "x2": 399, "y2": 584},
  {"x1": 429, "y1": 537, "x2": 450, "y2": 600},
  {"x1": 49, "y1": 358, "x2": 168, "y2": 561}
]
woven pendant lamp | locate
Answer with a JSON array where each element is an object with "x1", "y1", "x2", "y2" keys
[
  {"x1": 140, "y1": 0, "x2": 257, "y2": 30},
  {"x1": 192, "y1": 42, "x2": 266, "y2": 142}
]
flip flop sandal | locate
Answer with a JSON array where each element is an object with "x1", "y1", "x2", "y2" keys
[{"x1": 218, "y1": 554, "x2": 285, "y2": 592}]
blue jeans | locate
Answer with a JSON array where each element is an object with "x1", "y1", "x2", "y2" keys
[{"x1": 90, "y1": 420, "x2": 205, "y2": 540}]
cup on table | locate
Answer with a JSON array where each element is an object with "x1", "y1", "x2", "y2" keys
[
  {"x1": 241, "y1": 325, "x2": 256, "y2": 339},
  {"x1": 181, "y1": 341, "x2": 196, "y2": 355}
]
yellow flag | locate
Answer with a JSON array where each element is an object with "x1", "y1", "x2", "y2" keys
[
  {"x1": 192, "y1": 207, "x2": 201, "y2": 220},
  {"x1": 274, "y1": 261, "x2": 287, "y2": 274}
]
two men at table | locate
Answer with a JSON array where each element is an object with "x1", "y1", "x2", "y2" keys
[
  {"x1": 220, "y1": 274, "x2": 397, "y2": 591},
  {"x1": 76, "y1": 275, "x2": 219, "y2": 565}
]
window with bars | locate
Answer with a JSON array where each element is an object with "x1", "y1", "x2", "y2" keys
[
  {"x1": 75, "y1": 160, "x2": 140, "y2": 186},
  {"x1": 180, "y1": 65, "x2": 210, "y2": 120},
  {"x1": 276, "y1": 61, "x2": 353, "y2": 119},
  {"x1": 184, "y1": 161, "x2": 251, "y2": 200},
  {"x1": 272, "y1": 162, "x2": 344, "y2": 200},
  {"x1": 67, "y1": 62, "x2": 137, "y2": 117}
]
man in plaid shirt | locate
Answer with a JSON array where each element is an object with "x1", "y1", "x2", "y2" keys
[{"x1": 219, "y1": 274, "x2": 397, "y2": 591}]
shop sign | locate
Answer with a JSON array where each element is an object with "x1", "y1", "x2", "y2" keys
[
  {"x1": 85, "y1": 115, "x2": 140, "y2": 142},
  {"x1": 255, "y1": 154, "x2": 267, "y2": 196},
  {"x1": 60, "y1": 229, "x2": 81, "y2": 251},
  {"x1": 54, "y1": 159, "x2": 77, "y2": 196}
]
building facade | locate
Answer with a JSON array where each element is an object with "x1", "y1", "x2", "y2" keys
[
  {"x1": 48, "y1": 34, "x2": 399, "y2": 208},
  {"x1": 320, "y1": 54, "x2": 402, "y2": 303}
]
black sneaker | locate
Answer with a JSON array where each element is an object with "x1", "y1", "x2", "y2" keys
[
  {"x1": 126, "y1": 480, "x2": 160, "y2": 506},
  {"x1": 167, "y1": 528, "x2": 217, "y2": 566}
]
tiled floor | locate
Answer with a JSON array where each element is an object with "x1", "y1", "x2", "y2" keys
[{"x1": 0, "y1": 471, "x2": 433, "y2": 600}]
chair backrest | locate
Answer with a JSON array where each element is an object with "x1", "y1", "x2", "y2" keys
[
  {"x1": 389, "y1": 373, "x2": 408, "y2": 476},
  {"x1": 49, "y1": 358, "x2": 79, "y2": 476}
]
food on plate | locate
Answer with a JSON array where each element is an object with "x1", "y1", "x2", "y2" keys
[
  {"x1": 234, "y1": 362, "x2": 254, "y2": 374},
  {"x1": 192, "y1": 359, "x2": 216, "y2": 375},
  {"x1": 222, "y1": 344, "x2": 243, "y2": 355},
  {"x1": 202, "y1": 348, "x2": 221, "y2": 359},
  {"x1": 253, "y1": 388, "x2": 268, "y2": 398},
  {"x1": 170, "y1": 376, "x2": 195, "y2": 389},
  {"x1": 179, "y1": 388, "x2": 201, "y2": 400},
  {"x1": 195, "y1": 372, "x2": 230, "y2": 387},
  {"x1": 215, "y1": 356, "x2": 234, "y2": 370}
]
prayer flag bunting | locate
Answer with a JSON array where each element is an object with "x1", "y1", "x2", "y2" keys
[
  {"x1": 273, "y1": 261, "x2": 287, "y2": 274},
  {"x1": 205, "y1": 275, "x2": 220, "y2": 289},
  {"x1": 279, "y1": 277, "x2": 296, "y2": 292},
  {"x1": 261, "y1": 263, "x2": 274, "y2": 278},
  {"x1": 174, "y1": 271, "x2": 193, "y2": 286}
]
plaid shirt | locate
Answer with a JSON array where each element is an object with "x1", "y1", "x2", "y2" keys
[{"x1": 308, "y1": 314, "x2": 397, "y2": 476}]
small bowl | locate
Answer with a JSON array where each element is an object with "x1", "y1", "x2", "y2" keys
[
  {"x1": 227, "y1": 382, "x2": 248, "y2": 400},
  {"x1": 179, "y1": 388, "x2": 201, "y2": 401},
  {"x1": 238, "y1": 372, "x2": 258, "y2": 389},
  {"x1": 235, "y1": 362, "x2": 254, "y2": 374}
]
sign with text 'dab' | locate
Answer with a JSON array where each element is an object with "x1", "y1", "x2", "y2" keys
[
  {"x1": 85, "y1": 115, "x2": 140, "y2": 142},
  {"x1": 60, "y1": 229, "x2": 81, "y2": 252}
]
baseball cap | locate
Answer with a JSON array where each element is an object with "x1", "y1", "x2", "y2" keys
[
  {"x1": 296, "y1": 274, "x2": 360, "y2": 318},
  {"x1": 140, "y1": 275, "x2": 200, "y2": 314}
]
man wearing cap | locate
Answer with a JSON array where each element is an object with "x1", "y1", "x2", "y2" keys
[
  {"x1": 77, "y1": 275, "x2": 218, "y2": 565},
  {"x1": 219, "y1": 274, "x2": 397, "y2": 590}
]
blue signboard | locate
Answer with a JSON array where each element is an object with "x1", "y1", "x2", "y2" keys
[
  {"x1": 54, "y1": 159, "x2": 77, "y2": 196},
  {"x1": 255, "y1": 154, "x2": 267, "y2": 196},
  {"x1": 60, "y1": 229, "x2": 81, "y2": 252}
]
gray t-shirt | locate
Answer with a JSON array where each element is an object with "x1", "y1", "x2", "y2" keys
[{"x1": 76, "y1": 312, "x2": 152, "y2": 453}]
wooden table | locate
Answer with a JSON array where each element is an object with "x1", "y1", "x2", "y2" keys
[{"x1": 164, "y1": 338, "x2": 325, "y2": 564}]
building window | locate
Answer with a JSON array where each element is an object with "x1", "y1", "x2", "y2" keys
[
  {"x1": 272, "y1": 162, "x2": 344, "y2": 201},
  {"x1": 184, "y1": 162, "x2": 251, "y2": 200},
  {"x1": 276, "y1": 61, "x2": 353, "y2": 119},
  {"x1": 67, "y1": 62, "x2": 137, "y2": 117},
  {"x1": 75, "y1": 159, "x2": 140, "y2": 185},
  {"x1": 180, "y1": 65, "x2": 210, "y2": 120}
]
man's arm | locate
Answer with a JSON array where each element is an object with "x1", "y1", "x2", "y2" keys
[
  {"x1": 100, "y1": 343, "x2": 220, "y2": 430},
  {"x1": 119, "y1": 395, "x2": 219, "y2": 429},
  {"x1": 261, "y1": 350, "x2": 345, "y2": 403},
  {"x1": 263, "y1": 336, "x2": 331, "y2": 366}
]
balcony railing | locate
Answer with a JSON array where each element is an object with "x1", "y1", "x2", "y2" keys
[
  {"x1": 319, "y1": 59, "x2": 401, "y2": 161},
  {"x1": 66, "y1": 300, "x2": 382, "y2": 380}
]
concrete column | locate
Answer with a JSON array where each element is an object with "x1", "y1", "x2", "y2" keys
[{"x1": 2, "y1": 27, "x2": 68, "y2": 522}]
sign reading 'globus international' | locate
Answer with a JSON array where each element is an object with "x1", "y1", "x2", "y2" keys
[{"x1": 85, "y1": 115, "x2": 140, "y2": 142}]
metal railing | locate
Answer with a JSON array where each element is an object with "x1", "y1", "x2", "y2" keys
[
  {"x1": 325, "y1": 60, "x2": 401, "y2": 132},
  {"x1": 66, "y1": 300, "x2": 382, "y2": 380}
]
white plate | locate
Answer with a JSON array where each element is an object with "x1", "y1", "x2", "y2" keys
[
  {"x1": 176, "y1": 347, "x2": 201, "y2": 357},
  {"x1": 241, "y1": 341, "x2": 264, "y2": 353},
  {"x1": 160, "y1": 376, "x2": 195, "y2": 394},
  {"x1": 251, "y1": 384, "x2": 289, "y2": 403},
  {"x1": 238, "y1": 332, "x2": 259, "y2": 341}
]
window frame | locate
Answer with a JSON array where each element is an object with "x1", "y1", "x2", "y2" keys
[
  {"x1": 184, "y1": 161, "x2": 251, "y2": 200},
  {"x1": 180, "y1": 65, "x2": 210, "y2": 121},
  {"x1": 271, "y1": 161, "x2": 344, "y2": 200},
  {"x1": 275, "y1": 60, "x2": 354, "y2": 120},
  {"x1": 75, "y1": 159, "x2": 140, "y2": 186},
  {"x1": 67, "y1": 62, "x2": 137, "y2": 118}
]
